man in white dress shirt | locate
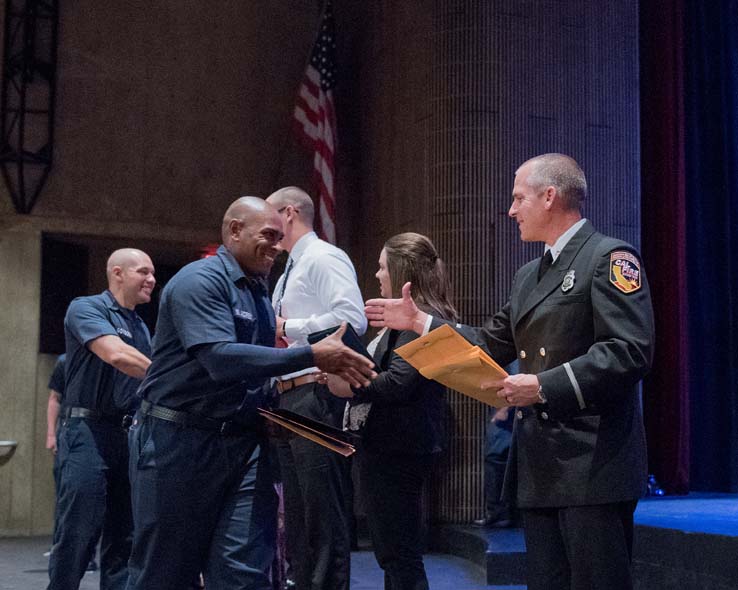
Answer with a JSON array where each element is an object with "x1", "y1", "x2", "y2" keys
[{"x1": 267, "y1": 186, "x2": 366, "y2": 590}]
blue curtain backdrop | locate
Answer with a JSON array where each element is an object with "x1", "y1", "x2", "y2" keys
[
  {"x1": 641, "y1": 0, "x2": 738, "y2": 493},
  {"x1": 684, "y1": 0, "x2": 738, "y2": 492}
]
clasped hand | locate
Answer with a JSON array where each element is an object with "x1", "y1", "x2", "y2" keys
[{"x1": 311, "y1": 322, "x2": 376, "y2": 388}]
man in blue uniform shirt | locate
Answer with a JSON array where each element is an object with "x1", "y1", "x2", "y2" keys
[
  {"x1": 49, "y1": 249, "x2": 155, "y2": 590},
  {"x1": 126, "y1": 196, "x2": 375, "y2": 590}
]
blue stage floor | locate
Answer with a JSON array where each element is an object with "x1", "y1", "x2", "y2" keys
[
  {"x1": 635, "y1": 493, "x2": 738, "y2": 536},
  {"x1": 2, "y1": 494, "x2": 737, "y2": 589}
]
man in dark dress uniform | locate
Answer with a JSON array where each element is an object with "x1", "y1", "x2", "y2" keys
[{"x1": 365, "y1": 154, "x2": 655, "y2": 590}]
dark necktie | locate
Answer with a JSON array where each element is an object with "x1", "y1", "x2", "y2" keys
[
  {"x1": 275, "y1": 256, "x2": 293, "y2": 316},
  {"x1": 537, "y1": 250, "x2": 554, "y2": 282}
]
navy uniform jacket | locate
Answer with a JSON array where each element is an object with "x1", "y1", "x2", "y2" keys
[
  {"x1": 353, "y1": 329, "x2": 444, "y2": 455},
  {"x1": 433, "y1": 221, "x2": 654, "y2": 508}
]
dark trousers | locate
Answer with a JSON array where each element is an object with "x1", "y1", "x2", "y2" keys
[
  {"x1": 361, "y1": 450, "x2": 434, "y2": 590},
  {"x1": 521, "y1": 500, "x2": 638, "y2": 590},
  {"x1": 277, "y1": 382, "x2": 351, "y2": 590},
  {"x1": 48, "y1": 418, "x2": 131, "y2": 590},
  {"x1": 126, "y1": 413, "x2": 277, "y2": 590},
  {"x1": 52, "y1": 441, "x2": 61, "y2": 545},
  {"x1": 483, "y1": 415, "x2": 512, "y2": 517}
]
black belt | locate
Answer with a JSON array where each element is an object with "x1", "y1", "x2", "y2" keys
[
  {"x1": 63, "y1": 406, "x2": 132, "y2": 429},
  {"x1": 139, "y1": 400, "x2": 253, "y2": 436}
]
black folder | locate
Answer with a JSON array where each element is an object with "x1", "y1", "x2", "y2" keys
[
  {"x1": 257, "y1": 407, "x2": 361, "y2": 457},
  {"x1": 307, "y1": 323, "x2": 379, "y2": 371}
]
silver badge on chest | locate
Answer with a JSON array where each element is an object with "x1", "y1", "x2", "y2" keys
[{"x1": 561, "y1": 270, "x2": 576, "y2": 292}]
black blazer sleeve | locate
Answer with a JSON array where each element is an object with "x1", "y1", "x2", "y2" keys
[{"x1": 351, "y1": 329, "x2": 427, "y2": 406}]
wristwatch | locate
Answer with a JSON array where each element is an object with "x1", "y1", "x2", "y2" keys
[{"x1": 537, "y1": 384, "x2": 547, "y2": 404}]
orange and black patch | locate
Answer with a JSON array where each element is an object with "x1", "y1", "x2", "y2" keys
[{"x1": 609, "y1": 251, "x2": 642, "y2": 293}]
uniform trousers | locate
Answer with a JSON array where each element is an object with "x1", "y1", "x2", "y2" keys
[
  {"x1": 360, "y1": 450, "x2": 434, "y2": 590},
  {"x1": 521, "y1": 500, "x2": 637, "y2": 590},
  {"x1": 48, "y1": 418, "x2": 131, "y2": 590},
  {"x1": 276, "y1": 382, "x2": 351, "y2": 590},
  {"x1": 52, "y1": 441, "x2": 61, "y2": 545},
  {"x1": 126, "y1": 413, "x2": 277, "y2": 590},
  {"x1": 483, "y1": 417, "x2": 512, "y2": 519}
]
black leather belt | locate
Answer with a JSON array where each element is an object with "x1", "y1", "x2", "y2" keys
[
  {"x1": 139, "y1": 400, "x2": 253, "y2": 436},
  {"x1": 63, "y1": 406, "x2": 131, "y2": 429}
]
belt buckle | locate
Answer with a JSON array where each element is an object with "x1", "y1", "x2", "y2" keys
[{"x1": 278, "y1": 378, "x2": 293, "y2": 394}]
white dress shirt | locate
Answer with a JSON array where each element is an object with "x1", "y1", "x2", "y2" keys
[
  {"x1": 544, "y1": 218, "x2": 587, "y2": 261},
  {"x1": 272, "y1": 231, "x2": 367, "y2": 379}
]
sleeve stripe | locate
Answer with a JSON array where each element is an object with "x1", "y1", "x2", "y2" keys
[{"x1": 564, "y1": 362, "x2": 586, "y2": 410}]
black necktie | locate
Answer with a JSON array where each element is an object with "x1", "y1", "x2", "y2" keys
[
  {"x1": 537, "y1": 250, "x2": 554, "y2": 282},
  {"x1": 275, "y1": 256, "x2": 293, "y2": 316}
]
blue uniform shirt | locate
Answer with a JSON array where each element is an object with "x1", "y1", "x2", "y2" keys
[
  {"x1": 48, "y1": 353, "x2": 66, "y2": 400},
  {"x1": 64, "y1": 291, "x2": 152, "y2": 415},
  {"x1": 139, "y1": 245, "x2": 313, "y2": 421}
]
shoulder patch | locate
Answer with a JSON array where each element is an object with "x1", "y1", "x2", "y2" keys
[{"x1": 609, "y1": 251, "x2": 642, "y2": 293}]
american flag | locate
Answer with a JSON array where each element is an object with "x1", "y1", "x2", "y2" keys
[{"x1": 292, "y1": 1, "x2": 337, "y2": 243}]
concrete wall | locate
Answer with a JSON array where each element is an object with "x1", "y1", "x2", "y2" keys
[
  {"x1": 345, "y1": 0, "x2": 641, "y2": 522},
  {"x1": 0, "y1": 1, "x2": 324, "y2": 536},
  {"x1": 0, "y1": 231, "x2": 49, "y2": 535}
]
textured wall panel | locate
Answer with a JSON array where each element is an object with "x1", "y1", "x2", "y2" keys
[{"x1": 348, "y1": 0, "x2": 641, "y2": 523}]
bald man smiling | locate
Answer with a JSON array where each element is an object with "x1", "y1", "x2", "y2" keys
[{"x1": 49, "y1": 248, "x2": 155, "y2": 590}]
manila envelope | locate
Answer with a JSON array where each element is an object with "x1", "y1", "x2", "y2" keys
[{"x1": 395, "y1": 324, "x2": 509, "y2": 407}]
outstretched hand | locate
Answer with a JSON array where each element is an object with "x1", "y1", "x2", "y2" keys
[
  {"x1": 311, "y1": 322, "x2": 377, "y2": 388},
  {"x1": 364, "y1": 282, "x2": 428, "y2": 334}
]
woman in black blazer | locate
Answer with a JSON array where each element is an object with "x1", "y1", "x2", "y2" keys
[{"x1": 328, "y1": 232, "x2": 458, "y2": 590}]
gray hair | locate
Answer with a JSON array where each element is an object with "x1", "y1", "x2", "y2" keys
[{"x1": 522, "y1": 153, "x2": 587, "y2": 211}]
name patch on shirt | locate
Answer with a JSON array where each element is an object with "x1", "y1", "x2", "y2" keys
[
  {"x1": 116, "y1": 327, "x2": 133, "y2": 338},
  {"x1": 609, "y1": 251, "x2": 642, "y2": 294},
  {"x1": 233, "y1": 308, "x2": 254, "y2": 321}
]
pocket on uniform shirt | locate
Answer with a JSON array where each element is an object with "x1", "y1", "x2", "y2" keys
[{"x1": 233, "y1": 314, "x2": 256, "y2": 342}]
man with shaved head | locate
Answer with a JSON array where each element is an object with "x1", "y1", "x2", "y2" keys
[
  {"x1": 49, "y1": 248, "x2": 155, "y2": 590},
  {"x1": 266, "y1": 186, "x2": 365, "y2": 590},
  {"x1": 126, "y1": 196, "x2": 375, "y2": 590}
]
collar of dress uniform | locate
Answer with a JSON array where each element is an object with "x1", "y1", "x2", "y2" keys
[
  {"x1": 514, "y1": 221, "x2": 597, "y2": 327},
  {"x1": 544, "y1": 218, "x2": 588, "y2": 262}
]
